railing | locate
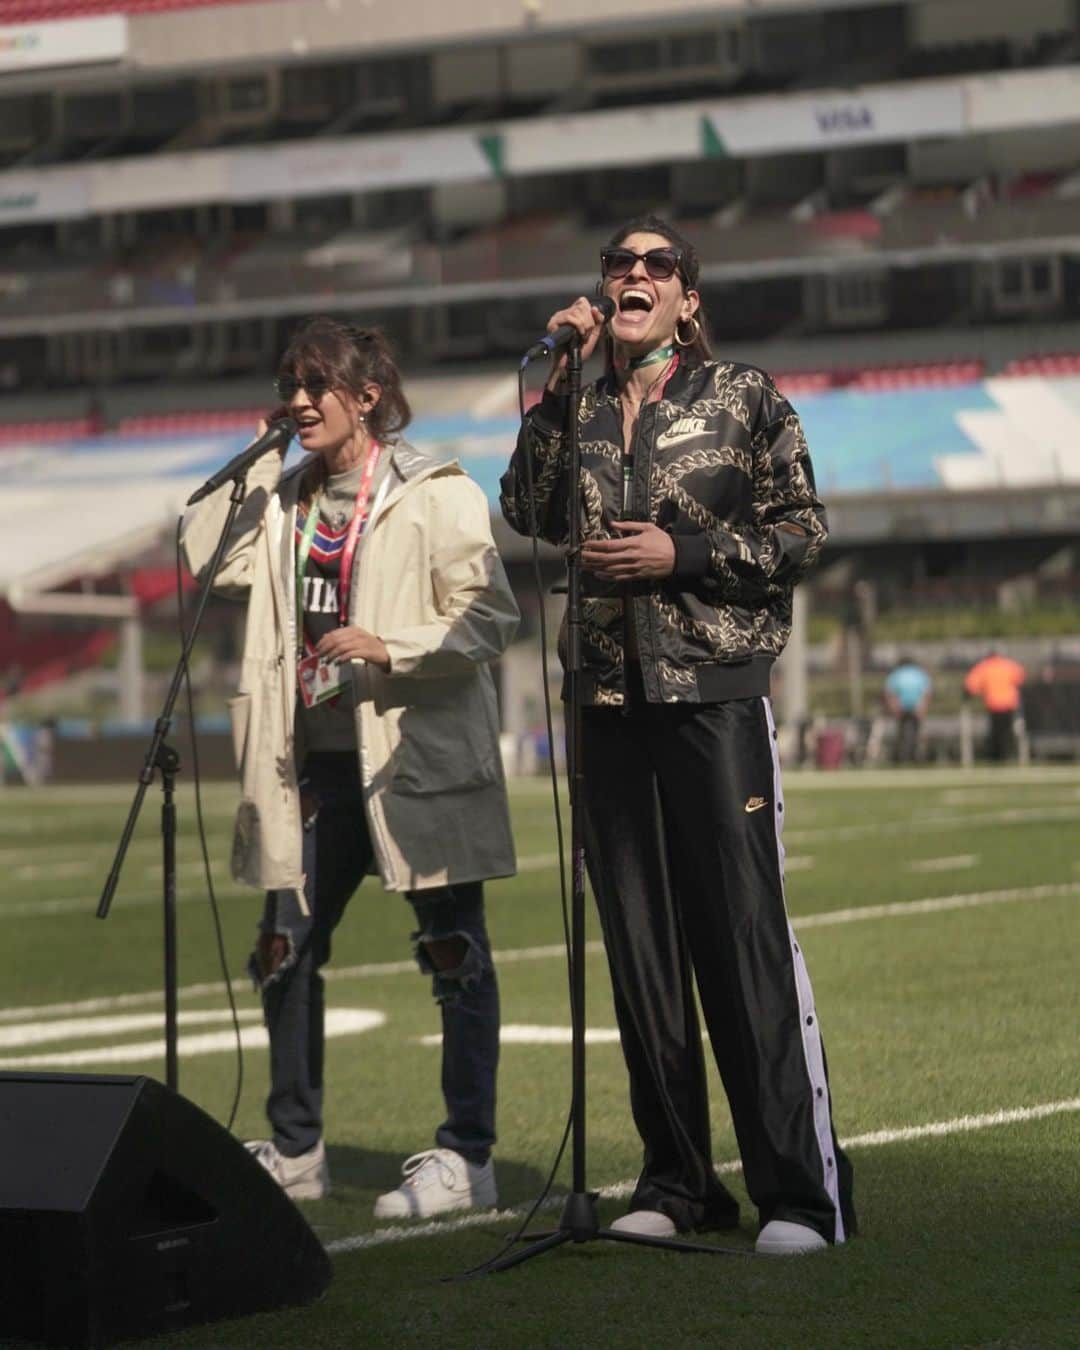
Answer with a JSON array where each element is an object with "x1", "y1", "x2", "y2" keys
[{"x1": 4, "y1": 192, "x2": 1080, "y2": 327}]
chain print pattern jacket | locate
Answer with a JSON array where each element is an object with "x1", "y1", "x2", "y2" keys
[{"x1": 500, "y1": 359, "x2": 828, "y2": 706}]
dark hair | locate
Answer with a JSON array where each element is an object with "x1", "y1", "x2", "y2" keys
[
  {"x1": 278, "y1": 315, "x2": 412, "y2": 443},
  {"x1": 602, "y1": 214, "x2": 712, "y2": 366}
]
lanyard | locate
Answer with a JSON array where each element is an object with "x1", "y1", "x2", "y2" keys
[
  {"x1": 621, "y1": 354, "x2": 680, "y2": 511},
  {"x1": 295, "y1": 442, "x2": 383, "y2": 654}
]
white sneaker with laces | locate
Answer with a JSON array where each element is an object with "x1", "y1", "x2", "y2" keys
[
  {"x1": 373, "y1": 1148, "x2": 497, "y2": 1220},
  {"x1": 755, "y1": 1219, "x2": 827, "y2": 1255},
  {"x1": 609, "y1": 1210, "x2": 677, "y2": 1239},
  {"x1": 244, "y1": 1138, "x2": 329, "y2": 1201}
]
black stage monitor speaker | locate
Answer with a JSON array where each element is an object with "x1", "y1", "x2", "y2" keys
[{"x1": 0, "y1": 1072, "x2": 332, "y2": 1347}]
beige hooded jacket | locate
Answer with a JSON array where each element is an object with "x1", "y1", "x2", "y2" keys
[{"x1": 181, "y1": 440, "x2": 519, "y2": 896}]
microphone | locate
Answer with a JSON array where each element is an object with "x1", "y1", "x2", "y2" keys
[
  {"x1": 186, "y1": 416, "x2": 298, "y2": 507},
  {"x1": 521, "y1": 296, "x2": 615, "y2": 366}
]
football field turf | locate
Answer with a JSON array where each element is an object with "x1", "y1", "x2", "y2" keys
[{"x1": 5, "y1": 766, "x2": 1078, "y2": 1348}]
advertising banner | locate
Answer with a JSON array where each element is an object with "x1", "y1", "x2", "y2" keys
[
  {"x1": 0, "y1": 168, "x2": 89, "y2": 225},
  {"x1": 90, "y1": 152, "x2": 229, "y2": 214},
  {"x1": 965, "y1": 67, "x2": 1080, "y2": 133},
  {"x1": 704, "y1": 80, "x2": 966, "y2": 156},
  {"x1": 0, "y1": 14, "x2": 127, "y2": 73},
  {"x1": 228, "y1": 129, "x2": 495, "y2": 201},
  {"x1": 505, "y1": 105, "x2": 699, "y2": 174}
]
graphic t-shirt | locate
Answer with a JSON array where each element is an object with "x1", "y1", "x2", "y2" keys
[{"x1": 295, "y1": 454, "x2": 394, "y2": 751}]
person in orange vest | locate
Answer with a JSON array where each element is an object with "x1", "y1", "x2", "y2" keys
[{"x1": 964, "y1": 649, "x2": 1026, "y2": 761}]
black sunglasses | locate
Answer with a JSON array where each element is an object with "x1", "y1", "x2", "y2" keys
[
  {"x1": 600, "y1": 246, "x2": 684, "y2": 282},
  {"x1": 275, "y1": 374, "x2": 331, "y2": 402}
]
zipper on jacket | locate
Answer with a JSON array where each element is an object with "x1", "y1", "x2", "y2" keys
[
  {"x1": 636, "y1": 399, "x2": 664, "y2": 703},
  {"x1": 618, "y1": 406, "x2": 637, "y2": 711}
]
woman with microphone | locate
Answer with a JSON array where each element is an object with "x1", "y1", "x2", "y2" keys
[
  {"x1": 501, "y1": 215, "x2": 856, "y2": 1254},
  {"x1": 183, "y1": 316, "x2": 518, "y2": 1219}
]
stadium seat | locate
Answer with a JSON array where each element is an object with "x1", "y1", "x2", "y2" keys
[
  {"x1": 0, "y1": 419, "x2": 93, "y2": 445},
  {"x1": 118, "y1": 408, "x2": 264, "y2": 436},
  {"x1": 1001, "y1": 353, "x2": 1080, "y2": 377},
  {"x1": 847, "y1": 361, "x2": 984, "y2": 390}
]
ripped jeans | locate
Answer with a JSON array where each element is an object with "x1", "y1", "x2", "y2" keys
[{"x1": 252, "y1": 751, "x2": 499, "y2": 1164}]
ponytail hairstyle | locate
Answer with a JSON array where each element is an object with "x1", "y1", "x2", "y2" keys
[
  {"x1": 600, "y1": 213, "x2": 712, "y2": 371},
  {"x1": 278, "y1": 316, "x2": 412, "y2": 501},
  {"x1": 278, "y1": 315, "x2": 411, "y2": 443}
]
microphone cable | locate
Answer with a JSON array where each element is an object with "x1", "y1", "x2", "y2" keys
[
  {"x1": 173, "y1": 518, "x2": 245, "y2": 1133},
  {"x1": 446, "y1": 364, "x2": 577, "y2": 1280}
]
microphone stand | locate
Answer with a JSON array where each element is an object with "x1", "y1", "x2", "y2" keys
[
  {"x1": 456, "y1": 339, "x2": 743, "y2": 1277},
  {"x1": 97, "y1": 473, "x2": 251, "y2": 1092}
]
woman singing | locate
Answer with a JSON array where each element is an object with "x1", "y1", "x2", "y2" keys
[
  {"x1": 183, "y1": 317, "x2": 518, "y2": 1219},
  {"x1": 501, "y1": 216, "x2": 856, "y2": 1254}
]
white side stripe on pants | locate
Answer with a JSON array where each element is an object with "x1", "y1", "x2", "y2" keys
[{"x1": 763, "y1": 697, "x2": 845, "y2": 1242}]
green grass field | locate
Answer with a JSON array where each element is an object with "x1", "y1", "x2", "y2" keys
[{"x1": 5, "y1": 767, "x2": 1079, "y2": 1349}]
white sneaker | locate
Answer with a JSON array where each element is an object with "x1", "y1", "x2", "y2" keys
[
  {"x1": 755, "y1": 1219, "x2": 827, "y2": 1255},
  {"x1": 245, "y1": 1138, "x2": 329, "y2": 1201},
  {"x1": 373, "y1": 1148, "x2": 497, "y2": 1220},
  {"x1": 609, "y1": 1210, "x2": 677, "y2": 1239}
]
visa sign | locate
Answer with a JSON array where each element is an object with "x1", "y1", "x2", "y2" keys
[
  {"x1": 814, "y1": 104, "x2": 874, "y2": 136},
  {"x1": 707, "y1": 81, "x2": 965, "y2": 155}
]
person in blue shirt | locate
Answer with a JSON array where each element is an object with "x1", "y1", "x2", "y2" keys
[{"x1": 884, "y1": 657, "x2": 932, "y2": 763}]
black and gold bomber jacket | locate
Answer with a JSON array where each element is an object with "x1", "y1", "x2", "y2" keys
[{"x1": 499, "y1": 358, "x2": 828, "y2": 706}]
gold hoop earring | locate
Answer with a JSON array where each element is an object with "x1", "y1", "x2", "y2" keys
[{"x1": 674, "y1": 315, "x2": 701, "y2": 348}]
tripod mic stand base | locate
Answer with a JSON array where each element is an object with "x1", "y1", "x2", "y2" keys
[{"x1": 449, "y1": 1190, "x2": 753, "y2": 1279}]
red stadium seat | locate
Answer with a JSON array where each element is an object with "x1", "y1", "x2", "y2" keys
[
  {"x1": 118, "y1": 408, "x2": 263, "y2": 436},
  {"x1": 0, "y1": 418, "x2": 93, "y2": 444},
  {"x1": 847, "y1": 360, "x2": 984, "y2": 390},
  {"x1": 1001, "y1": 352, "x2": 1080, "y2": 377},
  {"x1": 772, "y1": 371, "x2": 835, "y2": 397}
]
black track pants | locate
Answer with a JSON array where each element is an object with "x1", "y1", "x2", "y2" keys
[{"x1": 582, "y1": 690, "x2": 855, "y2": 1241}]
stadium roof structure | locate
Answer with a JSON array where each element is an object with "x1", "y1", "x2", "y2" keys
[{"x1": 3, "y1": 372, "x2": 1080, "y2": 620}]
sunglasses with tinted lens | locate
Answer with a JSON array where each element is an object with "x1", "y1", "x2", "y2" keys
[
  {"x1": 600, "y1": 247, "x2": 683, "y2": 282},
  {"x1": 274, "y1": 374, "x2": 331, "y2": 402}
]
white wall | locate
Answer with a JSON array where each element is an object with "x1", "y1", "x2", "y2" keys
[
  {"x1": 430, "y1": 179, "x2": 506, "y2": 232},
  {"x1": 911, "y1": 0, "x2": 1074, "y2": 46},
  {"x1": 908, "y1": 123, "x2": 1080, "y2": 184},
  {"x1": 506, "y1": 40, "x2": 581, "y2": 98},
  {"x1": 129, "y1": 1, "x2": 901, "y2": 73},
  {"x1": 431, "y1": 47, "x2": 501, "y2": 109}
]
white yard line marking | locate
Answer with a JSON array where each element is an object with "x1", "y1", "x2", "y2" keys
[
  {"x1": 0, "y1": 1008, "x2": 384, "y2": 1069},
  {"x1": 781, "y1": 768, "x2": 1080, "y2": 790},
  {"x1": 783, "y1": 803, "x2": 1080, "y2": 846},
  {"x1": 6, "y1": 792, "x2": 1078, "y2": 918},
  {"x1": 0, "y1": 1008, "x2": 261, "y2": 1050},
  {"x1": 0, "y1": 851, "x2": 563, "y2": 918},
  {"x1": 418, "y1": 1025, "x2": 621, "y2": 1047},
  {"x1": 516, "y1": 852, "x2": 561, "y2": 872},
  {"x1": 324, "y1": 1097, "x2": 1080, "y2": 1253},
  {"x1": 12, "y1": 860, "x2": 93, "y2": 880},
  {"x1": 906, "y1": 855, "x2": 978, "y2": 873},
  {"x1": 794, "y1": 882, "x2": 1079, "y2": 930},
  {"x1": 5, "y1": 879, "x2": 1078, "y2": 1025},
  {"x1": 12, "y1": 808, "x2": 1073, "y2": 918}
]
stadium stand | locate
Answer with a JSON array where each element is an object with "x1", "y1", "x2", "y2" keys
[{"x1": 2, "y1": 0, "x2": 1080, "y2": 732}]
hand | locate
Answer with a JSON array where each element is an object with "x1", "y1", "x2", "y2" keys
[
  {"x1": 315, "y1": 626, "x2": 391, "y2": 671},
  {"x1": 257, "y1": 404, "x2": 292, "y2": 455},
  {"x1": 580, "y1": 520, "x2": 675, "y2": 580},
  {"x1": 544, "y1": 297, "x2": 611, "y2": 391}
]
